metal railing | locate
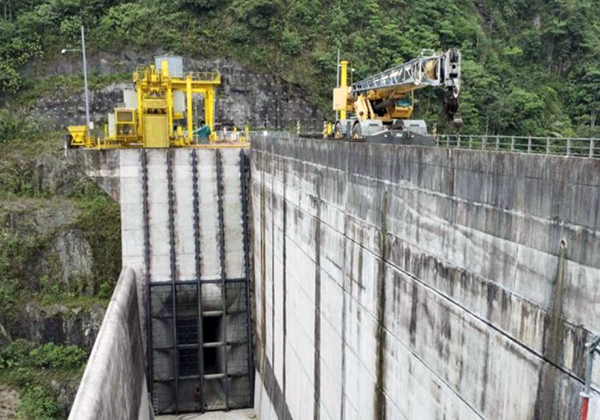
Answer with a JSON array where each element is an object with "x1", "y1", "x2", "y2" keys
[
  {"x1": 133, "y1": 67, "x2": 220, "y2": 83},
  {"x1": 248, "y1": 131, "x2": 296, "y2": 141},
  {"x1": 437, "y1": 134, "x2": 600, "y2": 158},
  {"x1": 244, "y1": 131, "x2": 600, "y2": 159}
]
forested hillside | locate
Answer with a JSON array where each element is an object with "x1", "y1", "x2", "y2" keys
[{"x1": 0, "y1": 0, "x2": 599, "y2": 135}]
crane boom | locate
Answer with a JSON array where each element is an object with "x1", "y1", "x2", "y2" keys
[{"x1": 351, "y1": 49, "x2": 461, "y2": 98}]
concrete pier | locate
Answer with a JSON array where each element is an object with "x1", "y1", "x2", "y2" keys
[{"x1": 71, "y1": 147, "x2": 254, "y2": 417}]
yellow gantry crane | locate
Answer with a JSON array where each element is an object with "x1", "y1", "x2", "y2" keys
[{"x1": 67, "y1": 56, "x2": 222, "y2": 149}]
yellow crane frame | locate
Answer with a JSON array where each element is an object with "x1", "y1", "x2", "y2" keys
[
  {"x1": 333, "y1": 60, "x2": 418, "y2": 123},
  {"x1": 67, "y1": 59, "x2": 221, "y2": 149},
  {"x1": 133, "y1": 61, "x2": 221, "y2": 147}
]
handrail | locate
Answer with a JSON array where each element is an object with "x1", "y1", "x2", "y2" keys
[
  {"x1": 242, "y1": 131, "x2": 600, "y2": 159},
  {"x1": 436, "y1": 134, "x2": 599, "y2": 158},
  {"x1": 133, "y1": 67, "x2": 220, "y2": 83}
]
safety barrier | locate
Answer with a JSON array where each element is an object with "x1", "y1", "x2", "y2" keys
[
  {"x1": 246, "y1": 131, "x2": 600, "y2": 159},
  {"x1": 437, "y1": 134, "x2": 600, "y2": 158}
]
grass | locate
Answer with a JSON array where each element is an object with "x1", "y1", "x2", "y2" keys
[{"x1": 0, "y1": 129, "x2": 63, "y2": 162}]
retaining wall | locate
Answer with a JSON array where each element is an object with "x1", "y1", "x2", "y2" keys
[
  {"x1": 69, "y1": 268, "x2": 149, "y2": 420},
  {"x1": 250, "y1": 137, "x2": 600, "y2": 420}
]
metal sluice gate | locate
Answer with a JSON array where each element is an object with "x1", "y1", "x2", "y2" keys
[{"x1": 141, "y1": 149, "x2": 253, "y2": 414}]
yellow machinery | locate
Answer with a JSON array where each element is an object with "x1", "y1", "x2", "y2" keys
[
  {"x1": 67, "y1": 56, "x2": 221, "y2": 149},
  {"x1": 67, "y1": 126, "x2": 95, "y2": 148},
  {"x1": 330, "y1": 49, "x2": 462, "y2": 143}
]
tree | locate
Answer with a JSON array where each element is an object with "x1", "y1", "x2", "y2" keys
[
  {"x1": 233, "y1": 0, "x2": 281, "y2": 30},
  {"x1": 178, "y1": 0, "x2": 221, "y2": 13}
]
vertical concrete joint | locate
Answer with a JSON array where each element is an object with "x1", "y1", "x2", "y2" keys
[
  {"x1": 260, "y1": 155, "x2": 267, "y2": 372},
  {"x1": 548, "y1": 240, "x2": 567, "y2": 364},
  {"x1": 375, "y1": 191, "x2": 388, "y2": 420},
  {"x1": 282, "y1": 160, "x2": 288, "y2": 399},
  {"x1": 313, "y1": 172, "x2": 322, "y2": 420}
]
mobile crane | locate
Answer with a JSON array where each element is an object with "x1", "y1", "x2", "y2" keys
[{"x1": 329, "y1": 49, "x2": 462, "y2": 144}]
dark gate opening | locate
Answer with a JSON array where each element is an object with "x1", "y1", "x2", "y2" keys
[{"x1": 149, "y1": 281, "x2": 253, "y2": 414}]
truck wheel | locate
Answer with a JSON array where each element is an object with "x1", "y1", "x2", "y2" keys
[
  {"x1": 334, "y1": 122, "x2": 342, "y2": 139},
  {"x1": 352, "y1": 123, "x2": 363, "y2": 140}
]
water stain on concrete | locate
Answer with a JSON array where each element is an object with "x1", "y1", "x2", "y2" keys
[
  {"x1": 534, "y1": 240, "x2": 567, "y2": 420},
  {"x1": 409, "y1": 284, "x2": 419, "y2": 347}
]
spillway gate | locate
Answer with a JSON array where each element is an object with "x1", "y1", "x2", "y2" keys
[{"x1": 122, "y1": 148, "x2": 253, "y2": 415}]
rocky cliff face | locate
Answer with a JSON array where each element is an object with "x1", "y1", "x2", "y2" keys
[
  {"x1": 1, "y1": 198, "x2": 107, "y2": 352},
  {"x1": 18, "y1": 302, "x2": 105, "y2": 352},
  {"x1": 0, "y1": 138, "x2": 120, "y2": 350},
  {"x1": 0, "y1": 137, "x2": 120, "y2": 418},
  {"x1": 28, "y1": 52, "x2": 325, "y2": 132}
]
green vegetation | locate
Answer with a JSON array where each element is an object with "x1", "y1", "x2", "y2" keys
[
  {"x1": 18, "y1": 72, "x2": 131, "y2": 107},
  {"x1": 1, "y1": 0, "x2": 600, "y2": 136},
  {"x1": 0, "y1": 195, "x2": 121, "y2": 314},
  {"x1": 0, "y1": 134, "x2": 121, "y2": 302},
  {"x1": 74, "y1": 195, "x2": 122, "y2": 298},
  {"x1": 0, "y1": 135, "x2": 121, "y2": 418},
  {"x1": 17, "y1": 387, "x2": 61, "y2": 420},
  {"x1": 0, "y1": 340, "x2": 86, "y2": 371},
  {"x1": 0, "y1": 340, "x2": 86, "y2": 420},
  {"x1": 0, "y1": 110, "x2": 37, "y2": 145}
]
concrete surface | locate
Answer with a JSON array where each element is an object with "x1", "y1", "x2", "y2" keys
[
  {"x1": 68, "y1": 268, "x2": 149, "y2": 420},
  {"x1": 117, "y1": 148, "x2": 247, "y2": 285},
  {"x1": 251, "y1": 137, "x2": 600, "y2": 420},
  {"x1": 157, "y1": 408, "x2": 257, "y2": 419},
  {"x1": 119, "y1": 148, "x2": 252, "y2": 412},
  {"x1": 71, "y1": 147, "x2": 253, "y2": 417},
  {"x1": 77, "y1": 148, "x2": 249, "y2": 284}
]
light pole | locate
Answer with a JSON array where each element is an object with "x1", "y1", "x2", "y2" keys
[{"x1": 62, "y1": 25, "x2": 91, "y2": 130}]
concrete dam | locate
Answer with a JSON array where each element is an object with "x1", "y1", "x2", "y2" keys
[{"x1": 69, "y1": 137, "x2": 600, "y2": 420}]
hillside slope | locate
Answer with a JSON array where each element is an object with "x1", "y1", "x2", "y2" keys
[
  {"x1": 0, "y1": 135, "x2": 121, "y2": 419},
  {"x1": 0, "y1": 0, "x2": 599, "y2": 137}
]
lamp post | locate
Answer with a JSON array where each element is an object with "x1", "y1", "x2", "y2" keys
[{"x1": 62, "y1": 26, "x2": 91, "y2": 130}]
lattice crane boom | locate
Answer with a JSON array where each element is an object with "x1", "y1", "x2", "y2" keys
[{"x1": 351, "y1": 49, "x2": 461, "y2": 99}]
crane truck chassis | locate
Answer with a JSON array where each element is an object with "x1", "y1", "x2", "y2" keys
[{"x1": 328, "y1": 49, "x2": 462, "y2": 145}]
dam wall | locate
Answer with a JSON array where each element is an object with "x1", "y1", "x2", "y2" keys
[
  {"x1": 119, "y1": 148, "x2": 254, "y2": 414},
  {"x1": 250, "y1": 137, "x2": 600, "y2": 420}
]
